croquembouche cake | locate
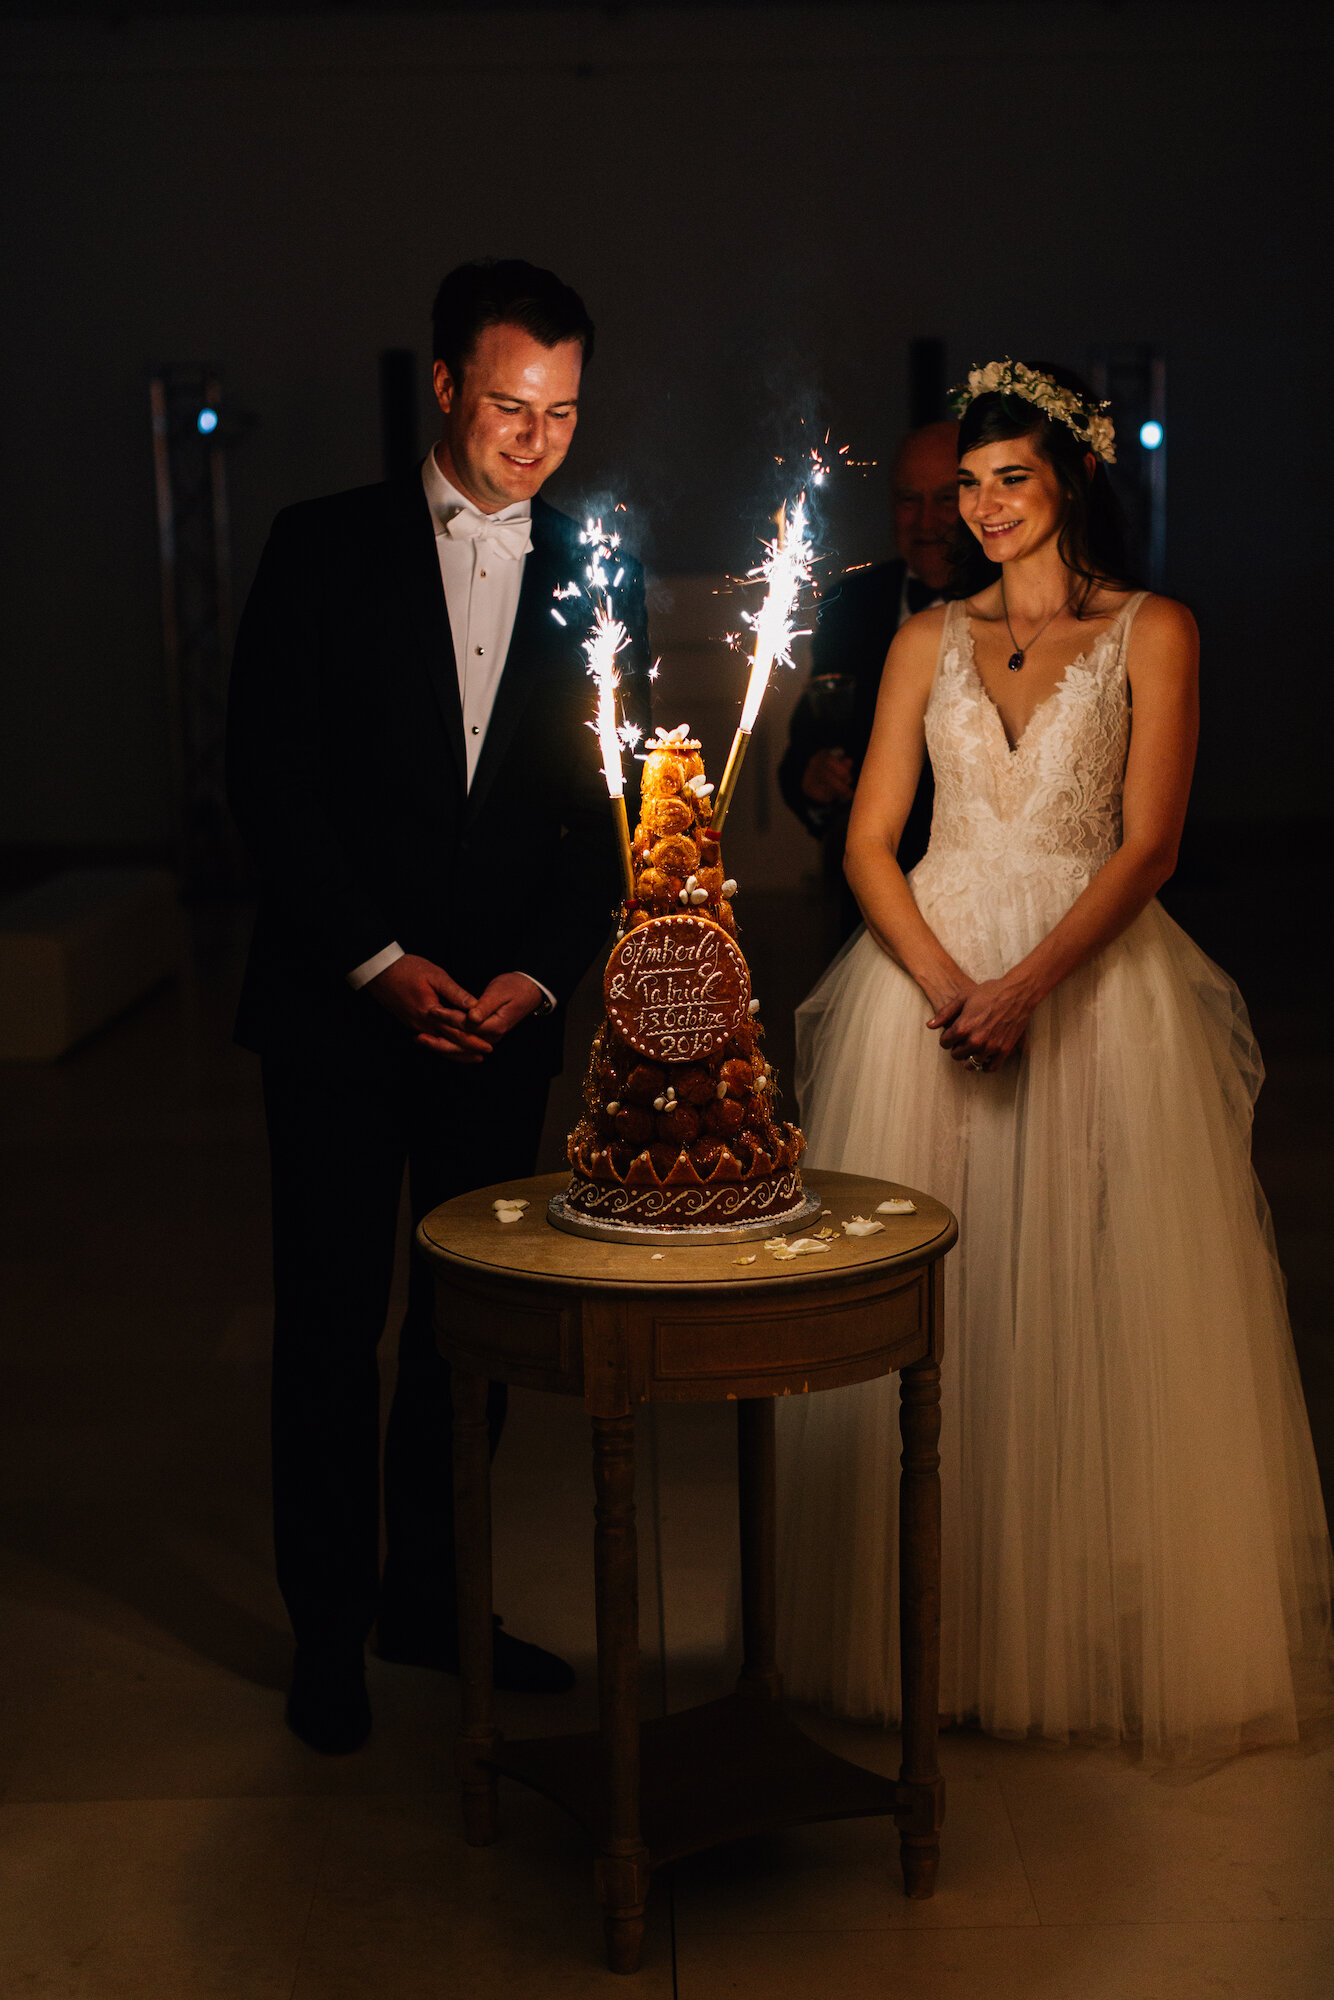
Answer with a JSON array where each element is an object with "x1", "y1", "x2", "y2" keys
[{"x1": 552, "y1": 726, "x2": 813, "y2": 1239}]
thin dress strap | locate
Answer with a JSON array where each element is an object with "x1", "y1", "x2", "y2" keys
[
  {"x1": 1118, "y1": 589, "x2": 1152, "y2": 640},
  {"x1": 1113, "y1": 590, "x2": 1153, "y2": 679},
  {"x1": 934, "y1": 596, "x2": 967, "y2": 675}
]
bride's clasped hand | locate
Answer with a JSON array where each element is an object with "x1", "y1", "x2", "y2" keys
[{"x1": 926, "y1": 975, "x2": 1033, "y2": 1071}]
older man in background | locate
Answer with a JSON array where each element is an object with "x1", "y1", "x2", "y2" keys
[{"x1": 779, "y1": 419, "x2": 957, "y2": 942}]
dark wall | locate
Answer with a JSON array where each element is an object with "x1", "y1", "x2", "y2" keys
[{"x1": 1, "y1": 3, "x2": 1328, "y2": 843}]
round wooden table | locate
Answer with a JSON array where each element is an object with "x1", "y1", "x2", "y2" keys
[{"x1": 417, "y1": 1167, "x2": 956, "y2": 1974}]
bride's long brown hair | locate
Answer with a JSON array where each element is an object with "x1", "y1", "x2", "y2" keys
[{"x1": 948, "y1": 365, "x2": 1138, "y2": 616}]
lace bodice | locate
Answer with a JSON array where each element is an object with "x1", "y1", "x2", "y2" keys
[{"x1": 918, "y1": 593, "x2": 1147, "y2": 899}]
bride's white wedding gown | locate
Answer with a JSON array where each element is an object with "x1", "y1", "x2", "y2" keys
[{"x1": 775, "y1": 594, "x2": 1333, "y2": 1761}]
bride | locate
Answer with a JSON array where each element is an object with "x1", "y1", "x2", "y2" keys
[{"x1": 774, "y1": 360, "x2": 1333, "y2": 1761}]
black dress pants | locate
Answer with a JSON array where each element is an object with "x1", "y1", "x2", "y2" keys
[{"x1": 261, "y1": 1030, "x2": 551, "y2": 1654}]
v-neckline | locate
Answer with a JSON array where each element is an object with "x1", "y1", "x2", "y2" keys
[{"x1": 959, "y1": 603, "x2": 1123, "y2": 757}]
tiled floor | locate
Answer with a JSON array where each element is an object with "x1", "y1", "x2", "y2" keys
[{"x1": 1, "y1": 880, "x2": 1331, "y2": 1998}]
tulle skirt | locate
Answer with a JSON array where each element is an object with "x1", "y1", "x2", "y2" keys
[{"x1": 775, "y1": 861, "x2": 1333, "y2": 1762}]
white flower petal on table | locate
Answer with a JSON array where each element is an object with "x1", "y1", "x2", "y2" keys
[{"x1": 876, "y1": 1198, "x2": 917, "y2": 1215}]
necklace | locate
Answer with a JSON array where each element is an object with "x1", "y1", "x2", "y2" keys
[{"x1": 1000, "y1": 577, "x2": 1069, "y2": 672}]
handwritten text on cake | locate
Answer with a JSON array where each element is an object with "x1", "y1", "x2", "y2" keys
[{"x1": 604, "y1": 916, "x2": 750, "y2": 1062}]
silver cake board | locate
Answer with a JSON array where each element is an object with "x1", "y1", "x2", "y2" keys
[{"x1": 546, "y1": 1185, "x2": 823, "y2": 1248}]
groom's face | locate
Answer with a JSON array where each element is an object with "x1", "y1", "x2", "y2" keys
[{"x1": 433, "y1": 322, "x2": 583, "y2": 513}]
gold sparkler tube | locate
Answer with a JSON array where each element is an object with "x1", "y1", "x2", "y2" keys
[
  {"x1": 711, "y1": 726, "x2": 752, "y2": 835},
  {"x1": 612, "y1": 793, "x2": 637, "y2": 902}
]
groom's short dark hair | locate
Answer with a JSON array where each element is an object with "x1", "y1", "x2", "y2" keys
[{"x1": 431, "y1": 260, "x2": 595, "y2": 383}]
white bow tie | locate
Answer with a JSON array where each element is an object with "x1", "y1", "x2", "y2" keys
[{"x1": 443, "y1": 508, "x2": 533, "y2": 561}]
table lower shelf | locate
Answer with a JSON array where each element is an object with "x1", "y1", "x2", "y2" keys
[{"x1": 487, "y1": 1692, "x2": 910, "y2": 1868}]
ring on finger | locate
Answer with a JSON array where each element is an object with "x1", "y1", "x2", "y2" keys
[{"x1": 965, "y1": 1055, "x2": 985, "y2": 1072}]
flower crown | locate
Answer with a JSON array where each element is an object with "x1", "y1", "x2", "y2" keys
[{"x1": 948, "y1": 358, "x2": 1116, "y2": 464}]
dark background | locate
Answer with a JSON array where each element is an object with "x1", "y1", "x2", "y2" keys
[
  {"x1": 1, "y1": 0, "x2": 1330, "y2": 857},
  {"x1": 0, "y1": 22, "x2": 1330, "y2": 1981}
]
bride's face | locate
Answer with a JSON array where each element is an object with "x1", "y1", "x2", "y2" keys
[{"x1": 956, "y1": 434, "x2": 1064, "y2": 563}]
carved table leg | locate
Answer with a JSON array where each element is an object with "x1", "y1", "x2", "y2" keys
[
  {"x1": 896, "y1": 1355, "x2": 944, "y2": 1897},
  {"x1": 736, "y1": 1398, "x2": 783, "y2": 1702},
  {"x1": 452, "y1": 1363, "x2": 499, "y2": 1846},
  {"x1": 591, "y1": 1412, "x2": 651, "y2": 1974}
]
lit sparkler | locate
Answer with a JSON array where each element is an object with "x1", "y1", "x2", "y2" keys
[
  {"x1": 712, "y1": 492, "x2": 816, "y2": 834},
  {"x1": 584, "y1": 601, "x2": 637, "y2": 900},
  {"x1": 555, "y1": 516, "x2": 640, "y2": 900}
]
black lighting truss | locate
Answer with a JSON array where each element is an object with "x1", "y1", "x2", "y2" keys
[{"x1": 149, "y1": 365, "x2": 245, "y2": 897}]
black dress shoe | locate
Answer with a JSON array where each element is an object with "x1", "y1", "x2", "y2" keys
[
  {"x1": 376, "y1": 1613, "x2": 575, "y2": 1695},
  {"x1": 285, "y1": 1646, "x2": 372, "y2": 1754}
]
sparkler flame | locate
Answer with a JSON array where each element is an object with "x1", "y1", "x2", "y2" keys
[
  {"x1": 554, "y1": 514, "x2": 641, "y2": 794},
  {"x1": 736, "y1": 493, "x2": 815, "y2": 733},
  {"x1": 571, "y1": 515, "x2": 637, "y2": 798},
  {"x1": 710, "y1": 480, "x2": 820, "y2": 835},
  {"x1": 557, "y1": 513, "x2": 641, "y2": 900},
  {"x1": 585, "y1": 605, "x2": 630, "y2": 800}
]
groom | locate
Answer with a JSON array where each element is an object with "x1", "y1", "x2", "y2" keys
[{"x1": 227, "y1": 260, "x2": 652, "y2": 1752}]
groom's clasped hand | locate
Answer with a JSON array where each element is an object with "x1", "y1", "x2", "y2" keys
[{"x1": 367, "y1": 953, "x2": 545, "y2": 1061}]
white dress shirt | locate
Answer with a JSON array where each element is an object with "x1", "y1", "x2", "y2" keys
[
  {"x1": 347, "y1": 451, "x2": 553, "y2": 1010},
  {"x1": 422, "y1": 450, "x2": 533, "y2": 788}
]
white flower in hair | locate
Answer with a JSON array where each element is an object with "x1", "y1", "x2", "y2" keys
[{"x1": 951, "y1": 357, "x2": 1117, "y2": 464}]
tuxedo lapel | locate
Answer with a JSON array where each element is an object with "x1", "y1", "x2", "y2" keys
[
  {"x1": 382, "y1": 477, "x2": 468, "y2": 795},
  {"x1": 465, "y1": 497, "x2": 570, "y2": 825}
]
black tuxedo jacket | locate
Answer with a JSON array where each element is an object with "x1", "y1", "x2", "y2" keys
[
  {"x1": 777, "y1": 558, "x2": 934, "y2": 879},
  {"x1": 226, "y1": 476, "x2": 652, "y2": 1074}
]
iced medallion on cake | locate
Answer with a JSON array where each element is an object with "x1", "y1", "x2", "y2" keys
[
  {"x1": 604, "y1": 915, "x2": 749, "y2": 1064},
  {"x1": 555, "y1": 727, "x2": 810, "y2": 1238}
]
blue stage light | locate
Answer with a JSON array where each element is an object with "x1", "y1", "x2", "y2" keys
[
  {"x1": 197, "y1": 407, "x2": 219, "y2": 435},
  {"x1": 1139, "y1": 420, "x2": 1163, "y2": 450}
]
